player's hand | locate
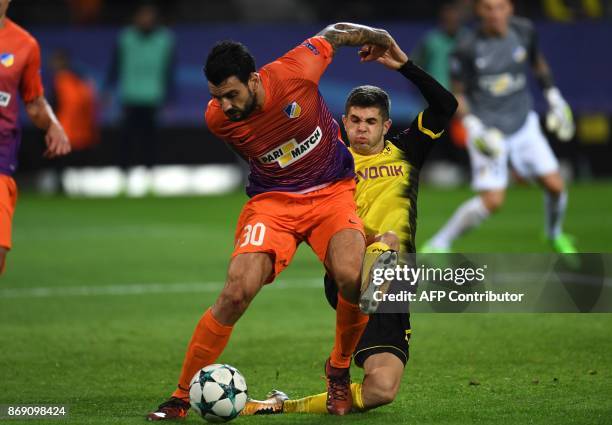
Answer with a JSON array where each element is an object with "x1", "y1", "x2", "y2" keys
[
  {"x1": 545, "y1": 87, "x2": 575, "y2": 142},
  {"x1": 357, "y1": 29, "x2": 392, "y2": 63},
  {"x1": 473, "y1": 128, "x2": 504, "y2": 158},
  {"x1": 44, "y1": 122, "x2": 71, "y2": 158},
  {"x1": 358, "y1": 43, "x2": 388, "y2": 63},
  {"x1": 463, "y1": 114, "x2": 503, "y2": 158},
  {"x1": 369, "y1": 37, "x2": 409, "y2": 70}
]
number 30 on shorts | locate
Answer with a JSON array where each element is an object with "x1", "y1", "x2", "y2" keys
[{"x1": 238, "y1": 222, "x2": 266, "y2": 247}]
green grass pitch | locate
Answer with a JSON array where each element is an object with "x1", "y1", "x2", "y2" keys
[{"x1": 1, "y1": 182, "x2": 611, "y2": 424}]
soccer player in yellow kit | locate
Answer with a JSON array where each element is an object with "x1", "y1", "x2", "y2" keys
[{"x1": 242, "y1": 38, "x2": 457, "y2": 414}]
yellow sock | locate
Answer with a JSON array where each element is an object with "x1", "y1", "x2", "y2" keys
[
  {"x1": 283, "y1": 392, "x2": 327, "y2": 413},
  {"x1": 282, "y1": 383, "x2": 365, "y2": 414},
  {"x1": 351, "y1": 382, "x2": 366, "y2": 412},
  {"x1": 366, "y1": 241, "x2": 391, "y2": 254}
]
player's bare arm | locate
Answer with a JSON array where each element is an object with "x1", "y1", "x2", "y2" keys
[
  {"x1": 25, "y1": 96, "x2": 71, "y2": 158},
  {"x1": 317, "y1": 22, "x2": 392, "y2": 59}
]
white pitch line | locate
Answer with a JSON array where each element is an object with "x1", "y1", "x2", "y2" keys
[
  {"x1": 0, "y1": 279, "x2": 323, "y2": 299},
  {"x1": 2, "y1": 273, "x2": 609, "y2": 300}
]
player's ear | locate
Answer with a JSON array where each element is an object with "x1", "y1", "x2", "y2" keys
[
  {"x1": 383, "y1": 119, "x2": 392, "y2": 136},
  {"x1": 248, "y1": 72, "x2": 260, "y2": 91},
  {"x1": 341, "y1": 114, "x2": 348, "y2": 127}
]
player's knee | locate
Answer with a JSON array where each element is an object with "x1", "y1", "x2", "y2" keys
[
  {"x1": 372, "y1": 388, "x2": 398, "y2": 407},
  {"x1": 220, "y1": 273, "x2": 258, "y2": 314},
  {"x1": 542, "y1": 173, "x2": 565, "y2": 195},
  {"x1": 549, "y1": 185, "x2": 564, "y2": 197},
  {"x1": 217, "y1": 285, "x2": 251, "y2": 314},
  {"x1": 366, "y1": 371, "x2": 401, "y2": 407},
  {"x1": 379, "y1": 231, "x2": 400, "y2": 251},
  {"x1": 332, "y1": 264, "x2": 361, "y2": 303},
  {"x1": 332, "y1": 263, "x2": 361, "y2": 291},
  {"x1": 481, "y1": 191, "x2": 505, "y2": 213}
]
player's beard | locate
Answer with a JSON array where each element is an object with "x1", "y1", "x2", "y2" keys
[{"x1": 226, "y1": 90, "x2": 258, "y2": 122}]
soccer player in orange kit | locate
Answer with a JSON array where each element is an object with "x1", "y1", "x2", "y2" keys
[
  {"x1": 0, "y1": 0, "x2": 71, "y2": 275},
  {"x1": 147, "y1": 23, "x2": 395, "y2": 420}
]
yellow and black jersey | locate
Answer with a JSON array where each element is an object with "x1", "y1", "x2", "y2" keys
[{"x1": 351, "y1": 61, "x2": 458, "y2": 253}]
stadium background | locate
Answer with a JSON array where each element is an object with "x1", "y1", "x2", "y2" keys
[
  {"x1": 1, "y1": 1, "x2": 611, "y2": 424},
  {"x1": 11, "y1": 0, "x2": 612, "y2": 188}
]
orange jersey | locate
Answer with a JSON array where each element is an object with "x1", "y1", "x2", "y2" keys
[
  {"x1": 205, "y1": 37, "x2": 354, "y2": 197},
  {"x1": 0, "y1": 18, "x2": 44, "y2": 175}
]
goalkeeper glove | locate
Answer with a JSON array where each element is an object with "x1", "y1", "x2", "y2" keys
[
  {"x1": 463, "y1": 114, "x2": 504, "y2": 158},
  {"x1": 545, "y1": 87, "x2": 575, "y2": 142}
]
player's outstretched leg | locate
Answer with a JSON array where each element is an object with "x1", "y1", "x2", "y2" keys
[
  {"x1": 326, "y1": 232, "x2": 399, "y2": 314},
  {"x1": 147, "y1": 252, "x2": 272, "y2": 421},
  {"x1": 422, "y1": 191, "x2": 502, "y2": 252},
  {"x1": 324, "y1": 229, "x2": 368, "y2": 415},
  {"x1": 262, "y1": 353, "x2": 405, "y2": 414},
  {"x1": 240, "y1": 390, "x2": 289, "y2": 416},
  {"x1": 360, "y1": 353, "x2": 404, "y2": 409},
  {"x1": 359, "y1": 231, "x2": 399, "y2": 314}
]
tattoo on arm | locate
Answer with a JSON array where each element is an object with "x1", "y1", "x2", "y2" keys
[{"x1": 317, "y1": 22, "x2": 391, "y2": 54}]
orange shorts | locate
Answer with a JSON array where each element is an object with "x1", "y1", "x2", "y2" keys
[
  {"x1": 232, "y1": 178, "x2": 364, "y2": 282},
  {"x1": 0, "y1": 175, "x2": 18, "y2": 249}
]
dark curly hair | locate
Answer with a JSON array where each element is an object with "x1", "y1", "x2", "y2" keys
[{"x1": 204, "y1": 40, "x2": 256, "y2": 86}]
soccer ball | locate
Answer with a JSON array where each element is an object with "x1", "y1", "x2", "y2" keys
[{"x1": 189, "y1": 364, "x2": 248, "y2": 423}]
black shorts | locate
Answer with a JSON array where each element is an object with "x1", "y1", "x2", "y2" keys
[
  {"x1": 354, "y1": 311, "x2": 410, "y2": 367},
  {"x1": 323, "y1": 274, "x2": 411, "y2": 368}
]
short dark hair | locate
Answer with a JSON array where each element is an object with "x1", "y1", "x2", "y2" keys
[
  {"x1": 345, "y1": 85, "x2": 391, "y2": 121},
  {"x1": 204, "y1": 41, "x2": 256, "y2": 86}
]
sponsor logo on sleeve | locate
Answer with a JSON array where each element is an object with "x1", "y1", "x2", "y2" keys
[
  {"x1": 258, "y1": 126, "x2": 322, "y2": 168},
  {"x1": 301, "y1": 42, "x2": 320, "y2": 55},
  {"x1": 0, "y1": 91, "x2": 11, "y2": 107}
]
